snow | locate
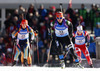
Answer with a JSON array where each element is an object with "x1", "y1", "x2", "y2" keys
[{"x1": 0, "y1": 66, "x2": 100, "y2": 71}]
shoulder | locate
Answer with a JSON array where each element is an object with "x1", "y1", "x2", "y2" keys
[
  {"x1": 43, "y1": 9, "x2": 47, "y2": 12},
  {"x1": 50, "y1": 20, "x2": 56, "y2": 27},
  {"x1": 83, "y1": 30, "x2": 88, "y2": 35},
  {"x1": 73, "y1": 31, "x2": 77, "y2": 37},
  {"x1": 16, "y1": 27, "x2": 20, "y2": 31},
  {"x1": 27, "y1": 25, "x2": 33, "y2": 31},
  {"x1": 65, "y1": 19, "x2": 72, "y2": 25}
]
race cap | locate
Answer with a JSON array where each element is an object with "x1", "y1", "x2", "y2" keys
[
  {"x1": 77, "y1": 25, "x2": 83, "y2": 32},
  {"x1": 56, "y1": 12, "x2": 63, "y2": 18},
  {"x1": 21, "y1": 19, "x2": 28, "y2": 25}
]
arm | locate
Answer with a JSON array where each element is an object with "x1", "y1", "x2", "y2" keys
[
  {"x1": 85, "y1": 31, "x2": 90, "y2": 43},
  {"x1": 66, "y1": 20, "x2": 73, "y2": 38},
  {"x1": 12, "y1": 28, "x2": 19, "y2": 38},
  {"x1": 28, "y1": 26, "x2": 35, "y2": 40},
  {"x1": 72, "y1": 32, "x2": 76, "y2": 44},
  {"x1": 48, "y1": 21, "x2": 55, "y2": 39}
]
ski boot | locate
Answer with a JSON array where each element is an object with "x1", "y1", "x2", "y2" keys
[
  {"x1": 90, "y1": 64, "x2": 94, "y2": 68},
  {"x1": 22, "y1": 63, "x2": 24, "y2": 66},
  {"x1": 23, "y1": 59, "x2": 27, "y2": 66},
  {"x1": 12, "y1": 61, "x2": 16, "y2": 66},
  {"x1": 60, "y1": 60, "x2": 65, "y2": 69},
  {"x1": 74, "y1": 59, "x2": 84, "y2": 68}
]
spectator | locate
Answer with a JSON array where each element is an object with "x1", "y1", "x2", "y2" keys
[
  {"x1": 0, "y1": 37, "x2": 6, "y2": 54},
  {"x1": 65, "y1": 14, "x2": 72, "y2": 23},
  {"x1": 5, "y1": 38, "x2": 13, "y2": 65},
  {"x1": 28, "y1": 4, "x2": 36, "y2": 15},
  {"x1": 48, "y1": 6, "x2": 57, "y2": 20},
  {"x1": 30, "y1": 17, "x2": 39, "y2": 31},
  {"x1": 27, "y1": 13, "x2": 33, "y2": 26},
  {"x1": 95, "y1": 4, "x2": 100, "y2": 12},
  {"x1": 6, "y1": 23, "x2": 16, "y2": 37},
  {"x1": 13, "y1": 9, "x2": 19, "y2": 18},
  {"x1": 0, "y1": 37, "x2": 6, "y2": 65},
  {"x1": 0, "y1": 22, "x2": 5, "y2": 37},
  {"x1": 65, "y1": 3, "x2": 75, "y2": 18},
  {"x1": 0, "y1": 23, "x2": 1, "y2": 36},
  {"x1": 79, "y1": 4, "x2": 88, "y2": 26},
  {"x1": 4, "y1": 13, "x2": 12, "y2": 30},
  {"x1": 94, "y1": 11, "x2": 100, "y2": 28},
  {"x1": 76, "y1": 16, "x2": 85, "y2": 30},
  {"x1": 40, "y1": 21, "x2": 47, "y2": 40},
  {"x1": 89, "y1": 4, "x2": 96, "y2": 34},
  {"x1": 17, "y1": 13, "x2": 24, "y2": 28},
  {"x1": 18, "y1": 5, "x2": 25, "y2": 14},
  {"x1": 38, "y1": 38, "x2": 44, "y2": 63},
  {"x1": 0, "y1": 53, "x2": 6, "y2": 65},
  {"x1": 24, "y1": 8, "x2": 29, "y2": 20},
  {"x1": 94, "y1": 11, "x2": 100, "y2": 37},
  {"x1": 38, "y1": 4, "x2": 48, "y2": 22},
  {"x1": 34, "y1": 11, "x2": 41, "y2": 23},
  {"x1": 12, "y1": 16, "x2": 18, "y2": 26},
  {"x1": 65, "y1": 4, "x2": 77, "y2": 31}
]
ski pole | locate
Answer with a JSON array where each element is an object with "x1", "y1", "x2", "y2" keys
[
  {"x1": 35, "y1": 32, "x2": 39, "y2": 64},
  {"x1": 46, "y1": 39, "x2": 53, "y2": 63},
  {"x1": 59, "y1": 3, "x2": 63, "y2": 12},
  {"x1": 12, "y1": 39, "x2": 16, "y2": 64}
]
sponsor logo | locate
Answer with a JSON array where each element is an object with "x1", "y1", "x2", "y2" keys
[
  {"x1": 76, "y1": 37, "x2": 85, "y2": 40},
  {"x1": 56, "y1": 27, "x2": 66, "y2": 29}
]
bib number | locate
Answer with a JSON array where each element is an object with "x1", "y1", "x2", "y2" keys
[
  {"x1": 59, "y1": 30, "x2": 64, "y2": 35},
  {"x1": 78, "y1": 40, "x2": 82, "y2": 43},
  {"x1": 21, "y1": 35, "x2": 25, "y2": 39}
]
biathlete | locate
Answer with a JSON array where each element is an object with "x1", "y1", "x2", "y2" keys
[
  {"x1": 12, "y1": 19, "x2": 35, "y2": 66},
  {"x1": 73, "y1": 25, "x2": 94, "y2": 68},
  {"x1": 49, "y1": 11, "x2": 80, "y2": 68}
]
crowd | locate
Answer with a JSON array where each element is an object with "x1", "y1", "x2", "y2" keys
[{"x1": 0, "y1": 3, "x2": 99, "y2": 65}]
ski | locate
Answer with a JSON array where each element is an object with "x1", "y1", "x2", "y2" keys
[{"x1": 73, "y1": 63, "x2": 84, "y2": 69}]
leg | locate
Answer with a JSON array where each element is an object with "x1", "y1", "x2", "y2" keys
[
  {"x1": 64, "y1": 37, "x2": 84, "y2": 68},
  {"x1": 13, "y1": 45, "x2": 21, "y2": 66},
  {"x1": 14, "y1": 46, "x2": 21, "y2": 61},
  {"x1": 81, "y1": 45, "x2": 93, "y2": 66},
  {"x1": 21, "y1": 52, "x2": 24, "y2": 64},
  {"x1": 23, "y1": 44, "x2": 28, "y2": 66},
  {"x1": 63, "y1": 36, "x2": 79, "y2": 62},
  {"x1": 27, "y1": 47, "x2": 32, "y2": 66},
  {"x1": 68, "y1": 42, "x2": 79, "y2": 62},
  {"x1": 21, "y1": 45, "x2": 24, "y2": 65},
  {"x1": 56, "y1": 40, "x2": 65, "y2": 68},
  {"x1": 75, "y1": 47, "x2": 82, "y2": 63},
  {"x1": 90, "y1": 21, "x2": 94, "y2": 34}
]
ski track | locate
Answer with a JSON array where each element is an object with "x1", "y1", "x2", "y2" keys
[{"x1": 0, "y1": 66, "x2": 100, "y2": 71}]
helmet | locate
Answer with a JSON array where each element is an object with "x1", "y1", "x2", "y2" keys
[
  {"x1": 56, "y1": 12, "x2": 63, "y2": 18},
  {"x1": 21, "y1": 19, "x2": 28, "y2": 25}
]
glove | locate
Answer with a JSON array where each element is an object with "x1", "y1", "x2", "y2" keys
[
  {"x1": 30, "y1": 40, "x2": 34, "y2": 44},
  {"x1": 34, "y1": 32, "x2": 38, "y2": 37},
  {"x1": 48, "y1": 33, "x2": 52, "y2": 40},
  {"x1": 12, "y1": 34, "x2": 15, "y2": 39},
  {"x1": 85, "y1": 42, "x2": 90, "y2": 47},
  {"x1": 34, "y1": 30, "x2": 38, "y2": 37},
  {"x1": 36, "y1": 30, "x2": 38, "y2": 33}
]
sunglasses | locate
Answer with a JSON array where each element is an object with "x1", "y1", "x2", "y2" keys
[{"x1": 57, "y1": 17, "x2": 62, "y2": 19}]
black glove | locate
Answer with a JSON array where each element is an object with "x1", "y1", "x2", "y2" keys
[
  {"x1": 36, "y1": 30, "x2": 38, "y2": 33},
  {"x1": 85, "y1": 42, "x2": 90, "y2": 47},
  {"x1": 48, "y1": 33, "x2": 52, "y2": 40},
  {"x1": 30, "y1": 40, "x2": 34, "y2": 44},
  {"x1": 12, "y1": 38, "x2": 16, "y2": 42}
]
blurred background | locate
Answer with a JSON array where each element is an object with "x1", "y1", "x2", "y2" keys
[{"x1": 0, "y1": 0, "x2": 100, "y2": 67}]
